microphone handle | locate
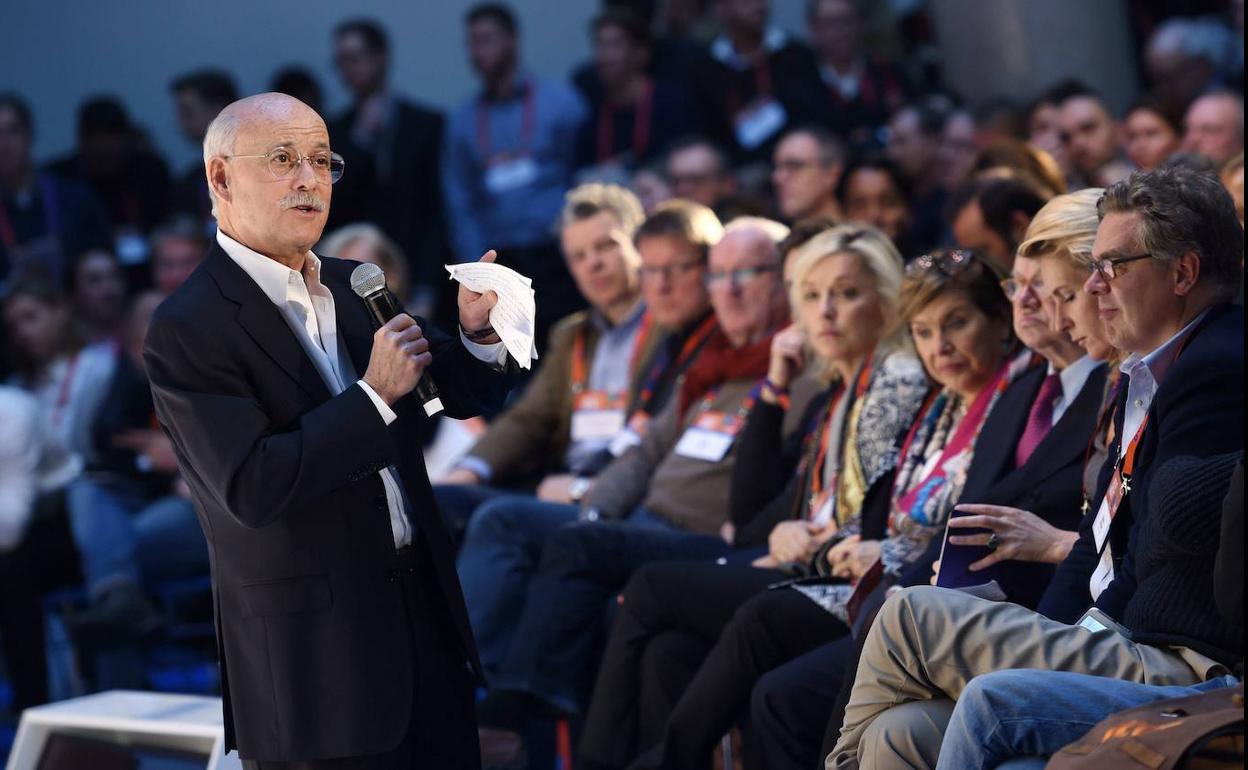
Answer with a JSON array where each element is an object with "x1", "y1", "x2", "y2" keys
[{"x1": 364, "y1": 288, "x2": 444, "y2": 417}]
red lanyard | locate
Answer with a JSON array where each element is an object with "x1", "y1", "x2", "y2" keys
[
  {"x1": 570, "y1": 311, "x2": 654, "y2": 396},
  {"x1": 810, "y1": 358, "x2": 875, "y2": 498},
  {"x1": 597, "y1": 79, "x2": 654, "y2": 163},
  {"x1": 476, "y1": 83, "x2": 536, "y2": 160},
  {"x1": 51, "y1": 353, "x2": 81, "y2": 430},
  {"x1": 635, "y1": 315, "x2": 717, "y2": 410}
]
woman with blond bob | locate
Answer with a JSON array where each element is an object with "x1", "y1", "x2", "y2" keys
[{"x1": 578, "y1": 224, "x2": 932, "y2": 770}]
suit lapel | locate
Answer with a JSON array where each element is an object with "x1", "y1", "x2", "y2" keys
[
  {"x1": 962, "y1": 365, "x2": 1042, "y2": 498},
  {"x1": 204, "y1": 244, "x2": 331, "y2": 403}
]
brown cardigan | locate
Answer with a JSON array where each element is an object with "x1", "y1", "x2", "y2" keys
[{"x1": 465, "y1": 309, "x2": 662, "y2": 485}]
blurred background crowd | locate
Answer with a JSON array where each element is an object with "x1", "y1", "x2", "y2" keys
[{"x1": 0, "y1": 0, "x2": 1244, "y2": 767}]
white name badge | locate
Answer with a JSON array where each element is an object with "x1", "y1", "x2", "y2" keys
[
  {"x1": 734, "y1": 98, "x2": 787, "y2": 150},
  {"x1": 1091, "y1": 497, "x2": 1113, "y2": 553},
  {"x1": 674, "y1": 427, "x2": 736, "y2": 462},
  {"x1": 571, "y1": 408, "x2": 626, "y2": 442},
  {"x1": 484, "y1": 156, "x2": 539, "y2": 194},
  {"x1": 809, "y1": 490, "x2": 835, "y2": 528},
  {"x1": 1089, "y1": 545, "x2": 1115, "y2": 599},
  {"x1": 609, "y1": 427, "x2": 643, "y2": 457}
]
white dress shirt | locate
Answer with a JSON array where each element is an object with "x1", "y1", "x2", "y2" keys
[
  {"x1": 217, "y1": 230, "x2": 503, "y2": 548},
  {"x1": 1050, "y1": 355, "x2": 1104, "y2": 425}
]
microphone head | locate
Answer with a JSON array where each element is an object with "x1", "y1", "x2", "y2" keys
[{"x1": 350, "y1": 262, "x2": 387, "y2": 298}]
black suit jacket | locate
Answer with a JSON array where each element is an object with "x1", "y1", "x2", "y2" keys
[
  {"x1": 327, "y1": 99, "x2": 448, "y2": 286},
  {"x1": 916, "y1": 362, "x2": 1108, "y2": 607},
  {"x1": 144, "y1": 242, "x2": 511, "y2": 760},
  {"x1": 1037, "y1": 304, "x2": 1245, "y2": 623}
]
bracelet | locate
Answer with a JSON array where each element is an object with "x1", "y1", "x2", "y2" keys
[
  {"x1": 764, "y1": 377, "x2": 789, "y2": 395},
  {"x1": 462, "y1": 324, "x2": 499, "y2": 342}
]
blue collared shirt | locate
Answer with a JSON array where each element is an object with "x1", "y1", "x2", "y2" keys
[{"x1": 442, "y1": 74, "x2": 587, "y2": 262}]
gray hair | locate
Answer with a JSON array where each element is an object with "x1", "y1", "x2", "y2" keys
[
  {"x1": 202, "y1": 108, "x2": 244, "y2": 219},
  {"x1": 560, "y1": 182, "x2": 646, "y2": 236},
  {"x1": 1147, "y1": 16, "x2": 1237, "y2": 69},
  {"x1": 1098, "y1": 165, "x2": 1244, "y2": 298},
  {"x1": 723, "y1": 216, "x2": 791, "y2": 249}
]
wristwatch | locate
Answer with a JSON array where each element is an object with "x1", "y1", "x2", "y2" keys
[{"x1": 569, "y1": 476, "x2": 593, "y2": 503}]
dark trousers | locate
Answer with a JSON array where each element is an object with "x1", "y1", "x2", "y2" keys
[
  {"x1": 578, "y1": 561, "x2": 781, "y2": 770},
  {"x1": 584, "y1": 562, "x2": 851, "y2": 770},
  {"x1": 490, "y1": 518, "x2": 734, "y2": 716},
  {"x1": 242, "y1": 541, "x2": 480, "y2": 770},
  {"x1": 749, "y1": 635, "x2": 855, "y2": 770},
  {"x1": 0, "y1": 493, "x2": 81, "y2": 711}
]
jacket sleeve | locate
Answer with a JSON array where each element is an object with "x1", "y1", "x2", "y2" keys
[
  {"x1": 464, "y1": 320, "x2": 574, "y2": 482},
  {"x1": 421, "y1": 318, "x2": 516, "y2": 421},
  {"x1": 144, "y1": 312, "x2": 400, "y2": 530},
  {"x1": 584, "y1": 394, "x2": 680, "y2": 520}
]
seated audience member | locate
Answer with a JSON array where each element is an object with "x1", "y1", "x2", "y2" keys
[
  {"x1": 63, "y1": 290, "x2": 208, "y2": 641},
  {"x1": 772, "y1": 125, "x2": 845, "y2": 224},
  {"x1": 577, "y1": 224, "x2": 930, "y2": 770},
  {"x1": 1223, "y1": 152, "x2": 1244, "y2": 228},
  {"x1": 575, "y1": 8, "x2": 694, "y2": 172},
  {"x1": 0, "y1": 385, "x2": 83, "y2": 710},
  {"x1": 328, "y1": 18, "x2": 448, "y2": 294},
  {"x1": 972, "y1": 98, "x2": 1026, "y2": 148},
  {"x1": 829, "y1": 164, "x2": 1245, "y2": 770},
  {"x1": 168, "y1": 69, "x2": 238, "y2": 229},
  {"x1": 947, "y1": 177, "x2": 1047, "y2": 270},
  {"x1": 149, "y1": 216, "x2": 207, "y2": 295},
  {"x1": 666, "y1": 137, "x2": 738, "y2": 217},
  {"x1": 836, "y1": 155, "x2": 919, "y2": 256},
  {"x1": 886, "y1": 102, "x2": 948, "y2": 248},
  {"x1": 473, "y1": 217, "x2": 791, "y2": 764},
  {"x1": 319, "y1": 223, "x2": 416, "y2": 313},
  {"x1": 1145, "y1": 16, "x2": 1239, "y2": 118},
  {"x1": 971, "y1": 140, "x2": 1067, "y2": 199},
  {"x1": 806, "y1": 0, "x2": 909, "y2": 150},
  {"x1": 436, "y1": 184, "x2": 664, "y2": 539},
  {"x1": 48, "y1": 96, "x2": 172, "y2": 254},
  {"x1": 3, "y1": 273, "x2": 115, "y2": 469},
  {"x1": 614, "y1": 249, "x2": 1024, "y2": 770},
  {"x1": 1123, "y1": 97, "x2": 1182, "y2": 172},
  {"x1": 687, "y1": 0, "x2": 823, "y2": 162},
  {"x1": 745, "y1": 189, "x2": 1125, "y2": 770},
  {"x1": 1058, "y1": 87, "x2": 1133, "y2": 187},
  {"x1": 631, "y1": 162, "x2": 674, "y2": 213},
  {"x1": 937, "y1": 108, "x2": 979, "y2": 195},
  {"x1": 936, "y1": 451, "x2": 1243, "y2": 770},
  {"x1": 1181, "y1": 90, "x2": 1245, "y2": 168},
  {"x1": 0, "y1": 93, "x2": 112, "y2": 283},
  {"x1": 1025, "y1": 80, "x2": 1088, "y2": 183},
  {"x1": 69, "y1": 248, "x2": 127, "y2": 345}
]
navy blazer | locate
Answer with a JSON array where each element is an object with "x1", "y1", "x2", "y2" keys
[
  {"x1": 901, "y1": 361, "x2": 1107, "y2": 608},
  {"x1": 1037, "y1": 304, "x2": 1245, "y2": 624},
  {"x1": 144, "y1": 243, "x2": 512, "y2": 760}
]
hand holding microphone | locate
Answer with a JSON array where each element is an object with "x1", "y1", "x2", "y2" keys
[{"x1": 352, "y1": 263, "x2": 444, "y2": 416}]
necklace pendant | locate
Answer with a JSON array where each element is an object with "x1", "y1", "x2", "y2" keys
[{"x1": 1120, "y1": 476, "x2": 1132, "y2": 495}]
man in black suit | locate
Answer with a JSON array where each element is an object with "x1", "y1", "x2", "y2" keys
[
  {"x1": 144, "y1": 92, "x2": 512, "y2": 769},
  {"x1": 828, "y1": 164, "x2": 1245, "y2": 770},
  {"x1": 328, "y1": 19, "x2": 448, "y2": 303}
]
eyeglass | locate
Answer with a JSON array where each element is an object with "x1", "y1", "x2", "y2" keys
[
  {"x1": 905, "y1": 249, "x2": 976, "y2": 277},
  {"x1": 1087, "y1": 253, "x2": 1152, "y2": 281},
  {"x1": 225, "y1": 146, "x2": 346, "y2": 184},
  {"x1": 640, "y1": 260, "x2": 705, "y2": 281},
  {"x1": 704, "y1": 264, "x2": 778, "y2": 289},
  {"x1": 773, "y1": 158, "x2": 820, "y2": 174},
  {"x1": 999, "y1": 277, "x2": 1042, "y2": 300}
]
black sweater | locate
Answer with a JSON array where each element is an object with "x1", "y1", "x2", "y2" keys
[{"x1": 1124, "y1": 451, "x2": 1244, "y2": 670}]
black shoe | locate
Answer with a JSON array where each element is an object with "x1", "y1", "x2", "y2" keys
[{"x1": 63, "y1": 583, "x2": 163, "y2": 648}]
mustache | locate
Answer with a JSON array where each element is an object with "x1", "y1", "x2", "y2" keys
[{"x1": 280, "y1": 192, "x2": 327, "y2": 212}]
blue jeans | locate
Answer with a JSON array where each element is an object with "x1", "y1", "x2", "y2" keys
[
  {"x1": 433, "y1": 482, "x2": 516, "y2": 548},
  {"x1": 455, "y1": 495, "x2": 581, "y2": 681},
  {"x1": 490, "y1": 511, "x2": 734, "y2": 714},
  {"x1": 134, "y1": 495, "x2": 208, "y2": 581},
  {"x1": 65, "y1": 476, "x2": 143, "y2": 597},
  {"x1": 936, "y1": 670, "x2": 1242, "y2": 770}
]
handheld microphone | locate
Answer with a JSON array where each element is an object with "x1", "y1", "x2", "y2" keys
[{"x1": 350, "y1": 262, "x2": 444, "y2": 417}]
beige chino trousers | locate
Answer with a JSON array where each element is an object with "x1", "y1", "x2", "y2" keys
[{"x1": 827, "y1": 586, "x2": 1227, "y2": 770}]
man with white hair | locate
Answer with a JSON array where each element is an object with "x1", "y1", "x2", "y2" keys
[
  {"x1": 144, "y1": 92, "x2": 516, "y2": 768},
  {"x1": 1182, "y1": 90, "x2": 1245, "y2": 167}
]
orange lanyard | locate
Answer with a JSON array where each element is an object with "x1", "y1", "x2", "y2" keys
[
  {"x1": 809, "y1": 359, "x2": 874, "y2": 498},
  {"x1": 570, "y1": 311, "x2": 654, "y2": 396}
]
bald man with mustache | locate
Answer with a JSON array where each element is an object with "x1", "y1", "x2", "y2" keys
[{"x1": 144, "y1": 93, "x2": 515, "y2": 769}]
